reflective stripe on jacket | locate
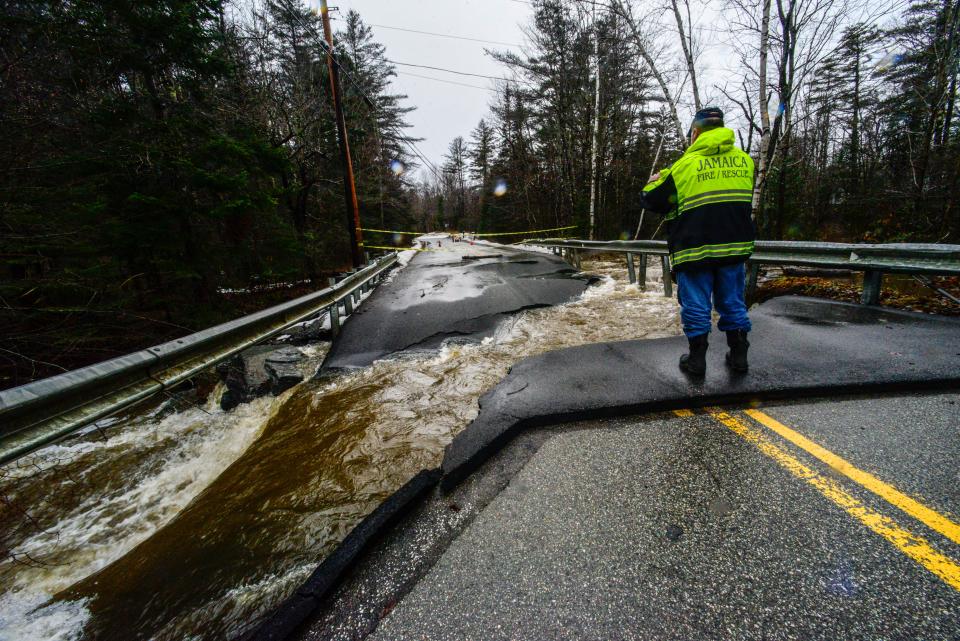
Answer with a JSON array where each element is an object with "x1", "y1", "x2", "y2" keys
[{"x1": 642, "y1": 127, "x2": 755, "y2": 271}]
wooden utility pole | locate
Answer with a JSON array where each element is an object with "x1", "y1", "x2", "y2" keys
[{"x1": 319, "y1": 0, "x2": 364, "y2": 268}]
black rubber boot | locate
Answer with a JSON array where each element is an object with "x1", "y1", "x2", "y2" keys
[
  {"x1": 725, "y1": 329, "x2": 750, "y2": 373},
  {"x1": 679, "y1": 333, "x2": 708, "y2": 377}
]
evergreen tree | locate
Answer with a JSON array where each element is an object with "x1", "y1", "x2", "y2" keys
[
  {"x1": 468, "y1": 119, "x2": 495, "y2": 231},
  {"x1": 442, "y1": 137, "x2": 469, "y2": 230}
]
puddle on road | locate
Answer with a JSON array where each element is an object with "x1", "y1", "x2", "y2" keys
[{"x1": 0, "y1": 258, "x2": 681, "y2": 641}]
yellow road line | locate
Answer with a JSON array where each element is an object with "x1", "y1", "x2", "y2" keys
[
  {"x1": 745, "y1": 409, "x2": 960, "y2": 547},
  {"x1": 705, "y1": 407, "x2": 960, "y2": 592},
  {"x1": 673, "y1": 409, "x2": 695, "y2": 417}
]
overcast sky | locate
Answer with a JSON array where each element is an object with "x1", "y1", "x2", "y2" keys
[{"x1": 335, "y1": 0, "x2": 533, "y2": 175}]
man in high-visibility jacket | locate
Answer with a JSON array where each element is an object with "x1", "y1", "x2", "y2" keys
[{"x1": 641, "y1": 107, "x2": 755, "y2": 376}]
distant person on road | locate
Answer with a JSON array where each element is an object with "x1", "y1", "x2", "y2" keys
[{"x1": 640, "y1": 107, "x2": 755, "y2": 376}]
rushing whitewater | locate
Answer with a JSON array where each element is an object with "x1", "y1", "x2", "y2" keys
[{"x1": 0, "y1": 257, "x2": 681, "y2": 640}]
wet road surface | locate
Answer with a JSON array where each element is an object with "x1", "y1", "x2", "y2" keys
[
  {"x1": 369, "y1": 392, "x2": 960, "y2": 640},
  {"x1": 442, "y1": 296, "x2": 960, "y2": 487}
]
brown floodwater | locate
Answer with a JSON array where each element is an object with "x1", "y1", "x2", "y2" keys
[{"x1": 0, "y1": 257, "x2": 681, "y2": 641}]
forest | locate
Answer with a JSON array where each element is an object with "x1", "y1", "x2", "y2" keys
[
  {"x1": 1, "y1": 0, "x2": 417, "y2": 386},
  {"x1": 2, "y1": 0, "x2": 958, "y2": 387},
  {"x1": 426, "y1": 0, "x2": 960, "y2": 246}
]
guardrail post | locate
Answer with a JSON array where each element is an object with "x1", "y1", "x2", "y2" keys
[
  {"x1": 746, "y1": 262, "x2": 759, "y2": 299},
  {"x1": 637, "y1": 253, "x2": 647, "y2": 289},
  {"x1": 343, "y1": 294, "x2": 353, "y2": 316},
  {"x1": 660, "y1": 256, "x2": 673, "y2": 297},
  {"x1": 329, "y1": 304, "x2": 340, "y2": 337},
  {"x1": 626, "y1": 252, "x2": 637, "y2": 285},
  {"x1": 861, "y1": 270, "x2": 883, "y2": 305}
]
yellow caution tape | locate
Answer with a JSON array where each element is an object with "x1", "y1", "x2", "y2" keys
[
  {"x1": 468, "y1": 225, "x2": 578, "y2": 237},
  {"x1": 362, "y1": 225, "x2": 578, "y2": 238},
  {"x1": 361, "y1": 228, "x2": 429, "y2": 235},
  {"x1": 364, "y1": 244, "x2": 437, "y2": 252}
]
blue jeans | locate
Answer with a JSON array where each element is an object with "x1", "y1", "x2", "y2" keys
[{"x1": 676, "y1": 263, "x2": 751, "y2": 338}]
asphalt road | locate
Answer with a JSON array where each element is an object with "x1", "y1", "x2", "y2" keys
[
  {"x1": 322, "y1": 237, "x2": 589, "y2": 371},
  {"x1": 443, "y1": 296, "x2": 960, "y2": 487},
  {"x1": 370, "y1": 392, "x2": 960, "y2": 640}
]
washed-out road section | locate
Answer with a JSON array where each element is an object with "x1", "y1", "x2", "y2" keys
[{"x1": 322, "y1": 237, "x2": 590, "y2": 371}]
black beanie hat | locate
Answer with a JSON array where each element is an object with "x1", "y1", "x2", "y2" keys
[{"x1": 689, "y1": 107, "x2": 724, "y2": 136}]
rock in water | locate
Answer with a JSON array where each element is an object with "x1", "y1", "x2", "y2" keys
[
  {"x1": 265, "y1": 346, "x2": 306, "y2": 395},
  {"x1": 216, "y1": 345, "x2": 279, "y2": 410}
]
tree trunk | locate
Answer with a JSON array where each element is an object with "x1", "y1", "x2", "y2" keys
[
  {"x1": 851, "y1": 40, "x2": 861, "y2": 189},
  {"x1": 752, "y1": 0, "x2": 773, "y2": 219},
  {"x1": 611, "y1": 0, "x2": 687, "y2": 146},
  {"x1": 588, "y1": 2, "x2": 602, "y2": 239},
  {"x1": 670, "y1": 0, "x2": 701, "y2": 111}
]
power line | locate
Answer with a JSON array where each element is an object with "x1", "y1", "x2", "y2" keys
[
  {"x1": 394, "y1": 130, "x2": 445, "y2": 180},
  {"x1": 370, "y1": 23, "x2": 522, "y2": 48},
  {"x1": 289, "y1": 12, "x2": 533, "y2": 176},
  {"x1": 386, "y1": 59, "x2": 524, "y2": 83},
  {"x1": 286, "y1": 10, "x2": 446, "y2": 181},
  {"x1": 396, "y1": 70, "x2": 496, "y2": 92}
]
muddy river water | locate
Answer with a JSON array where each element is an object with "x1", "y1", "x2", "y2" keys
[{"x1": 0, "y1": 256, "x2": 681, "y2": 640}]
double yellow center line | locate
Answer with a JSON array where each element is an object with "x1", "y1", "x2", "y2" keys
[{"x1": 676, "y1": 406, "x2": 960, "y2": 592}]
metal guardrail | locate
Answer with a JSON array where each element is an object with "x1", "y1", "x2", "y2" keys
[
  {"x1": 526, "y1": 238, "x2": 960, "y2": 304},
  {"x1": 0, "y1": 253, "x2": 398, "y2": 465}
]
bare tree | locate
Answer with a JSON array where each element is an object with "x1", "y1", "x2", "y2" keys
[
  {"x1": 670, "y1": 0, "x2": 702, "y2": 110},
  {"x1": 753, "y1": 0, "x2": 773, "y2": 216},
  {"x1": 588, "y1": 1, "x2": 602, "y2": 238},
  {"x1": 606, "y1": 0, "x2": 689, "y2": 145}
]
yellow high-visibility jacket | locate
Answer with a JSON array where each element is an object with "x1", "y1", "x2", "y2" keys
[{"x1": 642, "y1": 127, "x2": 755, "y2": 271}]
